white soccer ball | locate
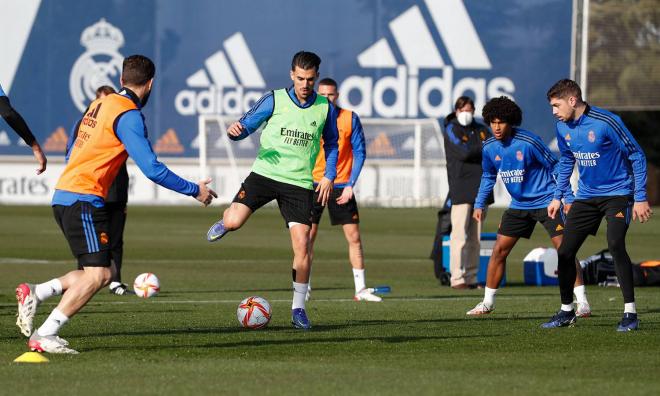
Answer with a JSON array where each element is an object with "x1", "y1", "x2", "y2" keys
[
  {"x1": 133, "y1": 273, "x2": 160, "y2": 298},
  {"x1": 237, "y1": 296, "x2": 272, "y2": 329}
]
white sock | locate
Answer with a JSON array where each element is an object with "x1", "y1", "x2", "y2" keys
[
  {"x1": 483, "y1": 287, "x2": 498, "y2": 308},
  {"x1": 35, "y1": 279, "x2": 63, "y2": 302},
  {"x1": 573, "y1": 285, "x2": 587, "y2": 303},
  {"x1": 292, "y1": 282, "x2": 308, "y2": 310},
  {"x1": 561, "y1": 304, "x2": 574, "y2": 312},
  {"x1": 353, "y1": 268, "x2": 366, "y2": 294},
  {"x1": 37, "y1": 308, "x2": 69, "y2": 336},
  {"x1": 624, "y1": 302, "x2": 636, "y2": 314}
]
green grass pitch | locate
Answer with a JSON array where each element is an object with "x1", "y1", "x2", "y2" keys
[{"x1": 1, "y1": 205, "x2": 659, "y2": 395}]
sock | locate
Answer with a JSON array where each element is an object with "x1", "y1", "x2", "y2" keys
[
  {"x1": 624, "y1": 302, "x2": 636, "y2": 314},
  {"x1": 37, "y1": 308, "x2": 69, "y2": 337},
  {"x1": 353, "y1": 268, "x2": 366, "y2": 294},
  {"x1": 35, "y1": 279, "x2": 63, "y2": 302},
  {"x1": 109, "y1": 281, "x2": 122, "y2": 290},
  {"x1": 292, "y1": 282, "x2": 308, "y2": 310},
  {"x1": 483, "y1": 287, "x2": 498, "y2": 308},
  {"x1": 573, "y1": 285, "x2": 587, "y2": 303},
  {"x1": 561, "y1": 304, "x2": 574, "y2": 312}
]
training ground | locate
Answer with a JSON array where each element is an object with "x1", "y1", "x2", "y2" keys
[{"x1": 1, "y1": 206, "x2": 659, "y2": 395}]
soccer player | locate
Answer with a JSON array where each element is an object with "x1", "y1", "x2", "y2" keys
[
  {"x1": 206, "y1": 51, "x2": 339, "y2": 329},
  {"x1": 15, "y1": 55, "x2": 217, "y2": 354},
  {"x1": 466, "y1": 96, "x2": 591, "y2": 316},
  {"x1": 543, "y1": 79, "x2": 652, "y2": 331},
  {"x1": 307, "y1": 78, "x2": 380, "y2": 302},
  {"x1": 0, "y1": 82, "x2": 47, "y2": 174},
  {"x1": 65, "y1": 85, "x2": 133, "y2": 295}
]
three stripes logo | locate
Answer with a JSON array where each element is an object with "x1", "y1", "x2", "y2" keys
[
  {"x1": 175, "y1": 32, "x2": 266, "y2": 116},
  {"x1": 338, "y1": 0, "x2": 515, "y2": 119}
]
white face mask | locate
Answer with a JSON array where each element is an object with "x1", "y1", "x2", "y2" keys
[{"x1": 457, "y1": 111, "x2": 473, "y2": 126}]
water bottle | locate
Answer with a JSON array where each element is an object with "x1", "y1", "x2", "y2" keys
[{"x1": 367, "y1": 285, "x2": 391, "y2": 294}]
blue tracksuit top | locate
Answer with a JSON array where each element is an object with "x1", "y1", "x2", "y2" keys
[
  {"x1": 475, "y1": 128, "x2": 574, "y2": 210},
  {"x1": 553, "y1": 105, "x2": 647, "y2": 202}
]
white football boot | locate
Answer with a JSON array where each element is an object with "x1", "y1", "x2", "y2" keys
[
  {"x1": 576, "y1": 301, "x2": 592, "y2": 318},
  {"x1": 28, "y1": 333, "x2": 78, "y2": 354},
  {"x1": 354, "y1": 288, "x2": 382, "y2": 302},
  {"x1": 16, "y1": 283, "x2": 39, "y2": 337},
  {"x1": 466, "y1": 301, "x2": 494, "y2": 316}
]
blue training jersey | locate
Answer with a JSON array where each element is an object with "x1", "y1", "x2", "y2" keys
[
  {"x1": 553, "y1": 105, "x2": 647, "y2": 202},
  {"x1": 475, "y1": 128, "x2": 573, "y2": 210},
  {"x1": 230, "y1": 87, "x2": 339, "y2": 182}
]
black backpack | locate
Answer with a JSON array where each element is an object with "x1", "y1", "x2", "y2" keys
[{"x1": 580, "y1": 250, "x2": 617, "y2": 285}]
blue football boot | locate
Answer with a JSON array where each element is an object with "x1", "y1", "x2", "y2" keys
[
  {"x1": 206, "y1": 219, "x2": 227, "y2": 242},
  {"x1": 291, "y1": 308, "x2": 311, "y2": 330},
  {"x1": 616, "y1": 313, "x2": 639, "y2": 332},
  {"x1": 541, "y1": 309, "x2": 577, "y2": 328}
]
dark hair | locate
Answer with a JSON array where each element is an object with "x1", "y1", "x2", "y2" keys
[
  {"x1": 482, "y1": 96, "x2": 522, "y2": 126},
  {"x1": 546, "y1": 79, "x2": 583, "y2": 101},
  {"x1": 95, "y1": 85, "x2": 116, "y2": 99},
  {"x1": 454, "y1": 96, "x2": 475, "y2": 111},
  {"x1": 122, "y1": 55, "x2": 155, "y2": 86},
  {"x1": 291, "y1": 51, "x2": 321, "y2": 72},
  {"x1": 318, "y1": 77, "x2": 337, "y2": 88}
]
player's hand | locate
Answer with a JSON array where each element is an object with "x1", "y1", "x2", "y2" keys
[
  {"x1": 336, "y1": 186, "x2": 353, "y2": 205},
  {"x1": 316, "y1": 177, "x2": 333, "y2": 206},
  {"x1": 227, "y1": 121, "x2": 245, "y2": 137},
  {"x1": 32, "y1": 142, "x2": 47, "y2": 175},
  {"x1": 472, "y1": 208, "x2": 483, "y2": 222},
  {"x1": 632, "y1": 201, "x2": 652, "y2": 223},
  {"x1": 547, "y1": 199, "x2": 561, "y2": 219},
  {"x1": 195, "y1": 178, "x2": 218, "y2": 207},
  {"x1": 563, "y1": 203, "x2": 572, "y2": 215}
]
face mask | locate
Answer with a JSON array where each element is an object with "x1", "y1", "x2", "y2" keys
[{"x1": 457, "y1": 111, "x2": 473, "y2": 126}]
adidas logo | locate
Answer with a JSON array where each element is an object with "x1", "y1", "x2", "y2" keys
[
  {"x1": 338, "y1": 0, "x2": 515, "y2": 118},
  {"x1": 367, "y1": 132, "x2": 396, "y2": 156},
  {"x1": 494, "y1": 155, "x2": 501, "y2": 161},
  {"x1": 0, "y1": 131, "x2": 11, "y2": 146},
  {"x1": 154, "y1": 129, "x2": 184, "y2": 154},
  {"x1": 175, "y1": 32, "x2": 265, "y2": 116},
  {"x1": 556, "y1": 224, "x2": 564, "y2": 231},
  {"x1": 615, "y1": 212, "x2": 625, "y2": 218},
  {"x1": 44, "y1": 127, "x2": 69, "y2": 152}
]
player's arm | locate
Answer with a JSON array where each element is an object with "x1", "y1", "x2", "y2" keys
[
  {"x1": 316, "y1": 103, "x2": 339, "y2": 205},
  {"x1": 473, "y1": 145, "x2": 497, "y2": 222},
  {"x1": 116, "y1": 111, "x2": 216, "y2": 205},
  {"x1": 0, "y1": 95, "x2": 47, "y2": 174},
  {"x1": 609, "y1": 115, "x2": 652, "y2": 222},
  {"x1": 228, "y1": 91, "x2": 274, "y2": 140},
  {"x1": 531, "y1": 133, "x2": 575, "y2": 206},
  {"x1": 337, "y1": 113, "x2": 366, "y2": 204},
  {"x1": 548, "y1": 128, "x2": 575, "y2": 218}
]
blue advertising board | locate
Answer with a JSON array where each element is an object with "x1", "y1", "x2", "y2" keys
[{"x1": 0, "y1": 0, "x2": 572, "y2": 157}]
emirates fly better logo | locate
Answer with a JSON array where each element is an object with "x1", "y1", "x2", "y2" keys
[
  {"x1": 338, "y1": 0, "x2": 515, "y2": 118},
  {"x1": 175, "y1": 32, "x2": 265, "y2": 116}
]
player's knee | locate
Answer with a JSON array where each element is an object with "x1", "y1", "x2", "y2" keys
[
  {"x1": 492, "y1": 245, "x2": 510, "y2": 260},
  {"x1": 557, "y1": 245, "x2": 574, "y2": 265},
  {"x1": 607, "y1": 235, "x2": 626, "y2": 256},
  {"x1": 222, "y1": 212, "x2": 243, "y2": 231},
  {"x1": 86, "y1": 267, "x2": 112, "y2": 288}
]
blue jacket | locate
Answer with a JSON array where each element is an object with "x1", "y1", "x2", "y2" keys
[
  {"x1": 553, "y1": 105, "x2": 647, "y2": 202},
  {"x1": 476, "y1": 128, "x2": 573, "y2": 210}
]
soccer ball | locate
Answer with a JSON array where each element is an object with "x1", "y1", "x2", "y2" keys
[
  {"x1": 133, "y1": 273, "x2": 160, "y2": 298},
  {"x1": 237, "y1": 296, "x2": 271, "y2": 329}
]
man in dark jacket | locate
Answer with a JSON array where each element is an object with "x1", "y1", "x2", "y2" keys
[{"x1": 443, "y1": 96, "x2": 492, "y2": 288}]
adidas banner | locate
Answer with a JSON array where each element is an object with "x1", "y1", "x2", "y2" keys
[{"x1": 0, "y1": 0, "x2": 571, "y2": 158}]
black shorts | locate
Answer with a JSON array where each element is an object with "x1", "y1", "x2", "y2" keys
[
  {"x1": 564, "y1": 196, "x2": 632, "y2": 236},
  {"x1": 311, "y1": 187, "x2": 360, "y2": 225},
  {"x1": 53, "y1": 201, "x2": 111, "y2": 268},
  {"x1": 498, "y1": 207, "x2": 565, "y2": 239},
  {"x1": 233, "y1": 172, "x2": 313, "y2": 227}
]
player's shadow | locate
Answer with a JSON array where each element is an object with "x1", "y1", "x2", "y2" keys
[{"x1": 83, "y1": 333, "x2": 494, "y2": 353}]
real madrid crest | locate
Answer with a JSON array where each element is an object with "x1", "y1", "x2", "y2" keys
[
  {"x1": 516, "y1": 150, "x2": 523, "y2": 161},
  {"x1": 588, "y1": 130, "x2": 596, "y2": 143},
  {"x1": 69, "y1": 19, "x2": 125, "y2": 112}
]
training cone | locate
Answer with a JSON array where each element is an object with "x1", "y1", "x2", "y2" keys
[{"x1": 13, "y1": 352, "x2": 49, "y2": 363}]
